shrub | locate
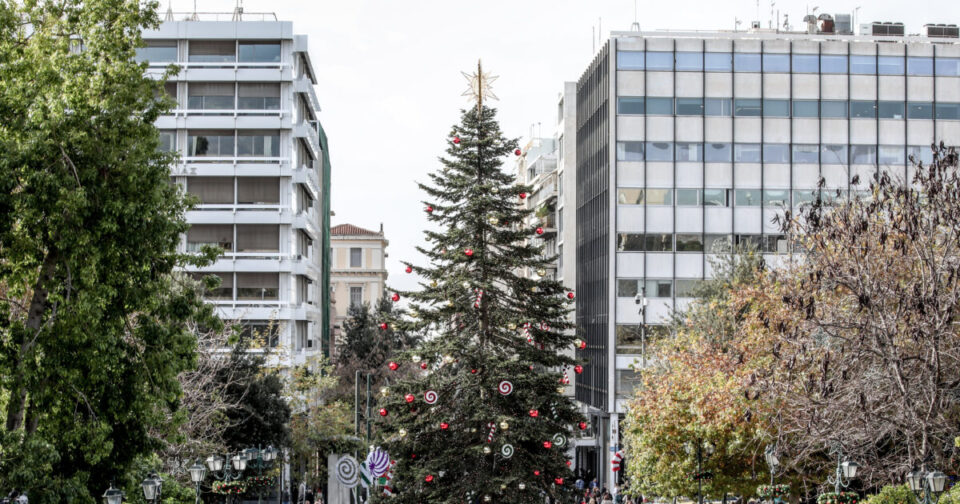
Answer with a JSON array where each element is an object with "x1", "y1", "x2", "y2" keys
[{"x1": 865, "y1": 485, "x2": 917, "y2": 504}]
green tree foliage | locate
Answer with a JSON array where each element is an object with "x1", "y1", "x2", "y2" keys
[
  {"x1": 865, "y1": 485, "x2": 918, "y2": 504},
  {"x1": 0, "y1": 0, "x2": 212, "y2": 500},
  {"x1": 371, "y1": 105, "x2": 583, "y2": 503},
  {"x1": 218, "y1": 342, "x2": 292, "y2": 451}
]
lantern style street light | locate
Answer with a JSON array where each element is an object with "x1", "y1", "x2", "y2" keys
[
  {"x1": 244, "y1": 445, "x2": 279, "y2": 504},
  {"x1": 141, "y1": 472, "x2": 164, "y2": 504},
  {"x1": 764, "y1": 444, "x2": 780, "y2": 487},
  {"x1": 907, "y1": 469, "x2": 948, "y2": 504},
  {"x1": 826, "y1": 444, "x2": 859, "y2": 495},
  {"x1": 188, "y1": 459, "x2": 207, "y2": 504},
  {"x1": 685, "y1": 438, "x2": 715, "y2": 504},
  {"x1": 102, "y1": 484, "x2": 124, "y2": 504}
]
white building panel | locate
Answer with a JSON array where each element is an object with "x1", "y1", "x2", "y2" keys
[
  {"x1": 878, "y1": 77, "x2": 906, "y2": 101},
  {"x1": 646, "y1": 72, "x2": 675, "y2": 96},
  {"x1": 763, "y1": 165, "x2": 790, "y2": 187},
  {"x1": 733, "y1": 208, "x2": 761, "y2": 233},
  {"x1": 763, "y1": 119, "x2": 790, "y2": 143},
  {"x1": 850, "y1": 120, "x2": 878, "y2": 144},
  {"x1": 675, "y1": 164, "x2": 703, "y2": 187},
  {"x1": 763, "y1": 74, "x2": 790, "y2": 98},
  {"x1": 850, "y1": 76, "x2": 877, "y2": 100},
  {"x1": 733, "y1": 118, "x2": 762, "y2": 142},
  {"x1": 645, "y1": 117, "x2": 674, "y2": 141},
  {"x1": 704, "y1": 207, "x2": 732, "y2": 232},
  {"x1": 705, "y1": 164, "x2": 733, "y2": 186},
  {"x1": 645, "y1": 253, "x2": 674, "y2": 277},
  {"x1": 936, "y1": 122, "x2": 960, "y2": 146},
  {"x1": 675, "y1": 254, "x2": 703, "y2": 277},
  {"x1": 907, "y1": 77, "x2": 934, "y2": 101},
  {"x1": 907, "y1": 120, "x2": 935, "y2": 145},
  {"x1": 822, "y1": 166, "x2": 849, "y2": 187},
  {"x1": 705, "y1": 73, "x2": 732, "y2": 97},
  {"x1": 646, "y1": 162, "x2": 674, "y2": 186},
  {"x1": 820, "y1": 120, "x2": 848, "y2": 143},
  {"x1": 704, "y1": 118, "x2": 733, "y2": 142},
  {"x1": 675, "y1": 208, "x2": 703, "y2": 232},
  {"x1": 821, "y1": 75, "x2": 848, "y2": 100},
  {"x1": 734, "y1": 73, "x2": 761, "y2": 96},
  {"x1": 676, "y1": 73, "x2": 703, "y2": 97},
  {"x1": 617, "y1": 162, "x2": 645, "y2": 186},
  {"x1": 763, "y1": 209, "x2": 786, "y2": 233},
  {"x1": 879, "y1": 121, "x2": 906, "y2": 144},
  {"x1": 617, "y1": 117, "x2": 645, "y2": 140},
  {"x1": 793, "y1": 165, "x2": 820, "y2": 187},
  {"x1": 792, "y1": 75, "x2": 820, "y2": 99},
  {"x1": 850, "y1": 166, "x2": 876, "y2": 185},
  {"x1": 935, "y1": 78, "x2": 960, "y2": 102},
  {"x1": 617, "y1": 71, "x2": 645, "y2": 96},
  {"x1": 792, "y1": 119, "x2": 820, "y2": 143},
  {"x1": 616, "y1": 253, "x2": 644, "y2": 277},
  {"x1": 646, "y1": 207, "x2": 674, "y2": 232},
  {"x1": 675, "y1": 117, "x2": 703, "y2": 142},
  {"x1": 734, "y1": 164, "x2": 761, "y2": 186},
  {"x1": 616, "y1": 206, "x2": 645, "y2": 232}
]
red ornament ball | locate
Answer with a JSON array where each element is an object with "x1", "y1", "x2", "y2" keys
[
  {"x1": 543, "y1": 441, "x2": 552, "y2": 449},
  {"x1": 388, "y1": 361, "x2": 399, "y2": 371},
  {"x1": 420, "y1": 362, "x2": 428, "y2": 370},
  {"x1": 529, "y1": 409, "x2": 539, "y2": 418},
  {"x1": 536, "y1": 227, "x2": 544, "y2": 235},
  {"x1": 574, "y1": 365, "x2": 583, "y2": 374},
  {"x1": 471, "y1": 369, "x2": 477, "y2": 374},
  {"x1": 440, "y1": 422, "x2": 449, "y2": 430},
  {"x1": 566, "y1": 461, "x2": 572, "y2": 466},
  {"x1": 426, "y1": 205, "x2": 433, "y2": 213},
  {"x1": 515, "y1": 148, "x2": 522, "y2": 156},
  {"x1": 519, "y1": 192, "x2": 527, "y2": 200},
  {"x1": 391, "y1": 293, "x2": 400, "y2": 302},
  {"x1": 579, "y1": 341, "x2": 587, "y2": 350},
  {"x1": 464, "y1": 248, "x2": 474, "y2": 257},
  {"x1": 404, "y1": 394, "x2": 415, "y2": 403},
  {"x1": 453, "y1": 136, "x2": 461, "y2": 145},
  {"x1": 534, "y1": 470, "x2": 541, "y2": 476},
  {"x1": 379, "y1": 322, "x2": 388, "y2": 330},
  {"x1": 425, "y1": 475, "x2": 433, "y2": 483},
  {"x1": 567, "y1": 291, "x2": 575, "y2": 300},
  {"x1": 405, "y1": 265, "x2": 412, "y2": 273},
  {"x1": 578, "y1": 421, "x2": 588, "y2": 430},
  {"x1": 411, "y1": 453, "x2": 416, "y2": 459},
  {"x1": 555, "y1": 478, "x2": 564, "y2": 485},
  {"x1": 529, "y1": 365, "x2": 534, "y2": 370},
  {"x1": 378, "y1": 408, "x2": 388, "y2": 417}
]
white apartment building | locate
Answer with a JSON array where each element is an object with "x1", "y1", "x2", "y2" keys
[
  {"x1": 329, "y1": 223, "x2": 389, "y2": 358},
  {"x1": 140, "y1": 12, "x2": 329, "y2": 368},
  {"x1": 570, "y1": 19, "x2": 960, "y2": 488}
]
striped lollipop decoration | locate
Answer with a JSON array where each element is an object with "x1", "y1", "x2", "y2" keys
[
  {"x1": 498, "y1": 380, "x2": 513, "y2": 395},
  {"x1": 474, "y1": 289, "x2": 484, "y2": 309},
  {"x1": 552, "y1": 433, "x2": 568, "y2": 448},
  {"x1": 500, "y1": 444, "x2": 515, "y2": 458},
  {"x1": 336, "y1": 455, "x2": 360, "y2": 488},
  {"x1": 365, "y1": 447, "x2": 391, "y2": 478},
  {"x1": 423, "y1": 390, "x2": 438, "y2": 404}
]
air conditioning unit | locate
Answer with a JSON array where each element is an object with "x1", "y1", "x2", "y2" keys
[
  {"x1": 871, "y1": 21, "x2": 905, "y2": 36},
  {"x1": 925, "y1": 24, "x2": 959, "y2": 38}
]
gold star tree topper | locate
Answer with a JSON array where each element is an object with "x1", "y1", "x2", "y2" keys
[{"x1": 461, "y1": 59, "x2": 498, "y2": 114}]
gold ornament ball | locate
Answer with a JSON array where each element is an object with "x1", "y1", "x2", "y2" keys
[
  {"x1": 507, "y1": 322, "x2": 517, "y2": 330},
  {"x1": 462, "y1": 281, "x2": 470, "y2": 289},
  {"x1": 483, "y1": 446, "x2": 491, "y2": 454},
  {"x1": 488, "y1": 216, "x2": 498, "y2": 225},
  {"x1": 531, "y1": 286, "x2": 539, "y2": 293},
  {"x1": 398, "y1": 428, "x2": 407, "y2": 438},
  {"x1": 557, "y1": 386, "x2": 566, "y2": 393},
  {"x1": 412, "y1": 355, "x2": 422, "y2": 363},
  {"x1": 430, "y1": 280, "x2": 438, "y2": 288},
  {"x1": 484, "y1": 496, "x2": 492, "y2": 503},
  {"x1": 470, "y1": 428, "x2": 477, "y2": 433},
  {"x1": 379, "y1": 387, "x2": 390, "y2": 397},
  {"x1": 519, "y1": 483, "x2": 526, "y2": 490},
  {"x1": 500, "y1": 484, "x2": 507, "y2": 491},
  {"x1": 537, "y1": 268, "x2": 546, "y2": 277},
  {"x1": 447, "y1": 300, "x2": 454, "y2": 306},
  {"x1": 499, "y1": 421, "x2": 509, "y2": 430},
  {"x1": 443, "y1": 355, "x2": 454, "y2": 364}
]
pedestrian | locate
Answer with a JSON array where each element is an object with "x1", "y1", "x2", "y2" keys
[
  {"x1": 15, "y1": 493, "x2": 26, "y2": 504},
  {"x1": 603, "y1": 492, "x2": 614, "y2": 504},
  {"x1": 304, "y1": 487, "x2": 314, "y2": 504},
  {"x1": 590, "y1": 478, "x2": 599, "y2": 490},
  {"x1": 576, "y1": 477, "x2": 585, "y2": 492}
]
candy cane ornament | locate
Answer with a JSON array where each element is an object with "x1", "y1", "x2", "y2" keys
[
  {"x1": 474, "y1": 289, "x2": 484, "y2": 309},
  {"x1": 611, "y1": 450, "x2": 624, "y2": 472},
  {"x1": 486, "y1": 422, "x2": 496, "y2": 443}
]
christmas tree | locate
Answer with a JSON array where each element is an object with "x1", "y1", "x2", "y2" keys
[{"x1": 372, "y1": 63, "x2": 584, "y2": 504}]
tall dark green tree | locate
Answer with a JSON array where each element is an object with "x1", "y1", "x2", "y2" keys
[
  {"x1": 0, "y1": 0, "x2": 211, "y2": 501},
  {"x1": 373, "y1": 102, "x2": 582, "y2": 504}
]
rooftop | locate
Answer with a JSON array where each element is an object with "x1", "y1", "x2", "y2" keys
[{"x1": 331, "y1": 224, "x2": 384, "y2": 237}]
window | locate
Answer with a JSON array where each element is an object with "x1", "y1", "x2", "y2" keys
[
  {"x1": 850, "y1": 145, "x2": 877, "y2": 164},
  {"x1": 907, "y1": 56, "x2": 933, "y2": 76},
  {"x1": 908, "y1": 146, "x2": 935, "y2": 165},
  {"x1": 936, "y1": 58, "x2": 960, "y2": 76},
  {"x1": 850, "y1": 100, "x2": 877, "y2": 119},
  {"x1": 236, "y1": 130, "x2": 280, "y2": 156},
  {"x1": 616, "y1": 325, "x2": 644, "y2": 348},
  {"x1": 188, "y1": 130, "x2": 234, "y2": 156},
  {"x1": 236, "y1": 224, "x2": 279, "y2": 252},
  {"x1": 793, "y1": 189, "x2": 818, "y2": 206},
  {"x1": 617, "y1": 233, "x2": 644, "y2": 252},
  {"x1": 158, "y1": 130, "x2": 177, "y2": 153},
  {"x1": 792, "y1": 100, "x2": 819, "y2": 118},
  {"x1": 763, "y1": 190, "x2": 789, "y2": 207},
  {"x1": 136, "y1": 41, "x2": 177, "y2": 63},
  {"x1": 188, "y1": 83, "x2": 234, "y2": 110},
  {"x1": 616, "y1": 279, "x2": 639, "y2": 298},
  {"x1": 735, "y1": 189, "x2": 761, "y2": 206},
  {"x1": 187, "y1": 224, "x2": 233, "y2": 253},
  {"x1": 705, "y1": 143, "x2": 732, "y2": 162},
  {"x1": 646, "y1": 97, "x2": 674, "y2": 115},
  {"x1": 645, "y1": 142, "x2": 673, "y2": 161},
  {"x1": 878, "y1": 101, "x2": 905, "y2": 119},
  {"x1": 238, "y1": 42, "x2": 281, "y2": 63},
  {"x1": 763, "y1": 144, "x2": 790, "y2": 163},
  {"x1": 907, "y1": 102, "x2": 934, "y2": 119},
  {"x1": 734, "y1": 98, "x2": 762, "y2": 116},
  {"x1": 704, "y1": 52, "x2": 732, "y2": 71},
  {"x1": 676, "y1": 189, "x2": 701, "y2": 206},
  {"x1": 676, "y1": 234, "x2": 704, "y2": 252},
  {"x1": 187, "y1": 177, "x2": 233, "y2": 204},
  {"x1": 763, "y1": 53, "x2": 790, "y2": 72},
  {"x1": 878, "y1": 56, "x2": 905, "y2": 75},
  {"x1": 646, "y1": 52, "x2": 673, "y2": 71},
  {"x1": 763, "y1": 99, "x2": 789, "y2": 117},
  {"x1": 675, "y1": 279, "x2": 702, "y2": 297},
  {"x1": 195, "y1": 272, "x2": 232, "y2": 300},
  {"x1": 821, "y1": 144, "x2": 848, "y2": 164},
  {"x1": 704, "y1": 234, "x2": 732, "y2": 252},
  {"x1": 616, "y1": 369, "x2": 644, "y2": 398},
  {"x1": 850, "y1": 55, "x2": 876, "y2": 74},
  {"x1": 705, "y1": 98, "x2": 732, "y2": 116},
  {"x1": 645, "y1": 279, "x2": 672, "y2": 297},
  {"x1": 937, "y1": 103, "x2": 960, "y2": 120},
  {"x1": 821, "y1": 54, "x2": 848, "y2": 73},
  {"x1": 350, "y1": 247, "x2": 362, "y2": 267},
  {"x1": 760, "y1": 235, "x2": 788, "y2": 254},
  {"x1": 617, "y1": 51, "x2": 645, "y2": 70},
  {"x1": 675, "y1": 142, "x2": 703, "y2": 162},
  {"x1": 676, "y1": 98, "x2": 703, "y2": 115},
  {"x1": 237, "y1": 177, "x2": 280, "y2": 204},
  {"x1": 792, "y1": 144, "x2": 819, "y2": 164},
  {"x1": 878, "y1": 146, "x2": 904, "y2": 165},
  {"x1": 238, "y1": 83, "x2": 281, "y2": 110},
  {"x1": 734, "y1": 143, "x2": 761, "y2": 163},
  {"x1": 703, "y1": 189, "x2": 730, "y2": 206},
  {"x1": 734, "y1": 53, "x2": 761, "y2": 72},
  {"x1": 736, "y1": 234, "x2": 761, "y2": 249},
  {"x1": 617, "y1": 97, "x2": 645, "y2": 115},
  {"x1": 239, "y1": 321, "x2": 279, "y2": 347},
  {"x1": 644, "y1": 234, "x2": 673, "y2": 252},
  {"x1": 821, "y1": 100, "x2": 848, "y2": 118},
  {"x1": 236, "y1": 272, "x2": 279, "y2": 300},
  {"x1": 644, "y1": 189, "x2": 673, "y2": 205},
  {"x1": 350, "y1": 286, "x2": 363, "y2": 307},
  {"x1": 792, "y1": 54, "x2": 819, "y2": 73},
  {"x1": 188, "y1": 41, "x2": 235, "y2": 62},
  {"x1": 617, "y1": 189, "x2": 644, "y2": 205},
  {"x1": 617, "y1": 142, "x2": 644, "y2": 161},
  {"x1": 675, "y1": 52, "x2": 703, "y2": 71}
]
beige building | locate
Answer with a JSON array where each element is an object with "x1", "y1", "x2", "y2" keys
[{"x1": 330, "y1": 223, "x2": 389, "y2": 356}]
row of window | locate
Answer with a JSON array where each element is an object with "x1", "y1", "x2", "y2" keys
[
  {"x1": 187, "y1": 176, "x2": 281, "y2": 205},
  {"x1": 617, "y1": 141, "x2": 935, "y2": 165},
  {"x1": 617, "y1": 188, "x2": 832, "y2": 207},
  {"x1": 617, "y1": 278, "x2": 704, "y2": 298},
  {"x1": 137, "y1": 40, "x2": 281, "y2": 64},
  {"x1": 617, "y1": 324, "x2": 671, "y2": 347},
  {"x1": 192, "y1": 272, "x2": 280, "y2": 300},
  {"x1": 616, "y1": 50, "x2": 960, "y2": 76},
  {"x1": 160, "y1": 130, "x2": 282, "y2": 157},
  {"x1": 617, "y1": 97, "x2": 960, "y2": 120},
  {"x1": 176, "y1": 82, "x2": 282, "y2": 111},
  {"x1": 617, "y1": 233, "x2": 788, "y2": 253},
  {"x1": 186, "y1": 224, "x2": 280, "y2": 253}
]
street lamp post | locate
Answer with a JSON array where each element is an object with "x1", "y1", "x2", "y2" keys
[
  {"x1": 245, "y1": 445, "x2": 278, "y2": 504},
  {"x1": 141, "y1": 472, "x2": 164, "y2": 504},
  {"x1": 205, "y1": 451, "x2": 248, "y2": 504},
  {"x1": 188, "y1": 460, "x2": 207, "y2": 504},
  {"x1": 825, "y1": 444, "x2": 859, "y2": 496},
  {"x1": 686, "y1": 438, "x2": 715, "y2": 504},
  {"x1": 102, "y1": 484, "x2": 124, "y2": 504},
  {"x1": 907, "y1": 468, "x2": 948, "y2": 504},
  {"x1": 764, "y1": 444, "x2": 780, "y2": 487}
]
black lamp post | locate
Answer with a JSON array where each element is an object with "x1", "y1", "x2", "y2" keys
[
  {"x1": 686, "y1": 438, "x2": 714, "y2": 504},
  {"x1": 244, "y1": 445, "x2": 278, "y2": 504},
  {"x1": 764, "y1": 444, "x2": 780, "y2": 487},
  {"x1": 102, "y1": 484, "x2": 124, "y2": 504},
  {"x1": 907, "y1": 468, "x2": 948, "y2": 504},
  {"x1": 141, "y1": 472, "x2": 164, "y2": 504},
  {"x1": 826, "y1": 444, "x2": 859, "y2": 495}
]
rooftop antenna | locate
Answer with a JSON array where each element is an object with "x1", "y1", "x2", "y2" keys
[
  {"x1": 186, "y1": 0, "x2": 198, "y2": 21},
  {"x1": 630, "y1": 0, "x2": 640, "y2": 31},
  {"x1": 592, "y1": 25, "x2": 595, "y2": 55},
  {"x1": 735, "y1": 17, "x2": 742, "y2": 31},
  {"x1": 163, "y1": 0, "x2": 173, "y2": 21},
  {"x1": 232, "y1": 0, "x2": 244, "y2": 21},
  {"x1": 769, "y1": 0, "x2": 775, "y2": 28}
]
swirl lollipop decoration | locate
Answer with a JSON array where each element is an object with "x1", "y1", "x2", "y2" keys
[
  {"x1": 336, "y1": 455, "x2": 360, "y2": 488},
  {"x1": 498, "y1": 381, "x2": 513, "y2": 396},
  {"x1": 365, "y1": 447, "x2": 391, "y2": 477},
  {"x1": 500, "y1": 444, "x2": 515, "y2": 458},
  {"x1": 424, "y1": 390, "x2": 438, "y2": 405},
  {"x1": 552, "y1": 433, "x2": 568, "y2": 448}
]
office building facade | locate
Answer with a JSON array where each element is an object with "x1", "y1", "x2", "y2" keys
[
  {"x1": 573, "y1": 25, "x2": 960, "y2": 487},
  {"x1": 329, "y1": 223, "x2": 389, "y2": 358},
  {"x1": 140, "y1": 14, "x2": 330, "y2": 366}
]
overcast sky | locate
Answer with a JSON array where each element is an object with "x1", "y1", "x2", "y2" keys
[{"x1": 171, "y1": 0, "x2": 957, "y2": 293}]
